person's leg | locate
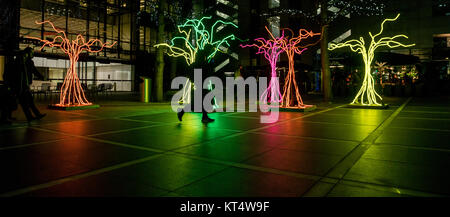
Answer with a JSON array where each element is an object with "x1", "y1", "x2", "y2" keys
[
  {"x1": 6, "y1": 90, "x2": 17, "y2": 121},
  {"x1": 1, "y1": 94, "x2": 14, "y2": 123},
  {"x1": 201, "y1": 109, "x2": 213, "y2": 122},
  {"x1": 201, "y1": 90, "x2": 214, "y2": 123},
  {"x1": 19, "y1": 92, "x2": 34, "y2": 122},
  {"x1": 177, "y1": 84, "x2": 215, "y2": 123},
  {"x1": 180, "y1": 104, "x2": 214, "y2": 123},
  {"x1": 0, "y1": 109, "x2": 11, "y2": 124},
  {"x1": 0, "y1": 98, "x2": 9, "y2": 124},
  {"x1": 0, "y1": 86, "x2": 8, "y2": 123},
  {"x1": 177, "y1": 88, "x2": 195, "y2": 122},
  {"x1": 177, "y1": 105, "x2": 186, "y2": 122},
  {"x1": 26, "y1": 90, "x2": 45, "y2": 119},
  {"x1": 7, "y1": 105, "x2": 16, "y2": 121}
]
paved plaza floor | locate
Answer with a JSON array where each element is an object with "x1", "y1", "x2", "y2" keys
[{"x1": 1, "y1": 96, "x2": 450, "y2": 197}]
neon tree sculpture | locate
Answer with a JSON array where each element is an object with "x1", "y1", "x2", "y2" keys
[
  {"x1": 278, "y1": 28, "x2": 321, "y2": 108},
  {"x1": 155, "y1": 16, "x2": 238, "y2": 64},
  {"x1": 27, "y1": 20, "x2": 116, "y2": 107},
  {"x1": 240, "y1": 26, "x2": 285, "y2": 105},
  {"x1": 329, "y1": 14, "x2": 414, "y2": 106},
  {"x1": 155, "y1": 16, "x2": 238, "y2": 105}
]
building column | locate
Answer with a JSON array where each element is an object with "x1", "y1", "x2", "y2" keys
[
  {"x1": 0, "y1": 0, "x2": 20, "y2": 81},
  {"x1": 130, "y1": 0, "x2": 140, "y2": 92},
  {"x1": 0, "y1": 56, "x2": 4, "y2": 82}
]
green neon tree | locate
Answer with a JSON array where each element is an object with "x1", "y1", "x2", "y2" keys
[
  {"x1": 155, "y1": 16, "x2": 238, "y2": 65},
  {"x1": 155, "y1": 16, "x2": 239, "y2": 105},
  {"x1": 329, "y1": 14, "x2": 415, "y2": 106}
]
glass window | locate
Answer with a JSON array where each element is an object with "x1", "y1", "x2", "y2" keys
[
  {"x1": 433, "y1": 0, "x2": 450, "y2": 16},
  {"x1": 268, "y1": 0, "x2": 280, "y2": 9},
  {"x1": 267, "y1": 16, "x2": 280, "y2": 38}
]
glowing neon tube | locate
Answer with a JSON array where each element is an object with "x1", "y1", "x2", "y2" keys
[
  {"x1": 26, "y1": 20, "x2": 116, "y2": 106},
  {"x1": 329, "y1": 14, "x2": 414, "y2": 106}
]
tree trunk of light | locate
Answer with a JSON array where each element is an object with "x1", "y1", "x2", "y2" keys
[
  {"x1": 60, "y1": 57, "x2": 89, "y2": 106},
  {"x1": 320, "y1": 0, "x2": 332, "y2": 102},
  {"x1": 170, "y1": 57, "x2": 177, "y2": 80},
  {"x1": 155, "y1": 0, "x2": 167, "y2": 102},
  {"x1": 352, "y1": 62, "x2": 382, "y2": 105},
  {"x1": 263, "y1": 56, "x2": 281, "y2": 104},
  {"x1": 282, "y1": 51, "x2": 304, "y2": 107}
]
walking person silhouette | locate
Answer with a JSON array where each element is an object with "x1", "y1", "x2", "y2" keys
[
  {"x1": 177, "y1": 44, "x2": 215, "y2": 123},
  {"x1": 13, "y1": 47, "x2": 46, "y2": 122}
]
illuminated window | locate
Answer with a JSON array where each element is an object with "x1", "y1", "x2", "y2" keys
[
  {"x1": 447, "y1": 62, "x2": 450, "y2": 75},
  {"x1": 433, "y1": 0, "x2": 450, "y2": 16},
  {"x1": 267, "y1": 16, "x2": 280, "y2": 38},
  {"x1": 268, "y1": 0, "x2": 280, "y2": 9}
]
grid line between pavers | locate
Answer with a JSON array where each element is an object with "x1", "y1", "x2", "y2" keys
[
  {"x1": 318, "y1": 98, "x2": 413, "y2": 196},
  {"x1": 6, "y1": 104, "x2": 345, "y2": 196}
]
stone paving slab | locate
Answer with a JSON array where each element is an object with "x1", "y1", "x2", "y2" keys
[{"x1": 1, "y1": 96, "x2": 450, "y2": 197}]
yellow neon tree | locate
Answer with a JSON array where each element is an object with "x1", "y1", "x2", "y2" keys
[
  {"x1": 329, "y1": 14, "x2": 415, "y2": 106},
  {"x1": 154, "y1": 25, "x2": 196, "y2": 104}
]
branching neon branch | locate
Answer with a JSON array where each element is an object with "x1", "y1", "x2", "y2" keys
[
  {"x1": 155, "y1": 17, "x2": 239, "y2": 104},
  {"x1": 241, "y1": 26, "x2": 285, "y2": 105},
  {"x1": 154, "y1": 16, "x2": 238, "y2": 65},
  {"x1": 278, "y1": 28, "x2": 321, "y2": 108},
  {"x1": 27, "y1": 20, "x2": 116, "y2": 107},
  {"x1": 329, "y1": 14, "x2": 415, "y2": 106}
]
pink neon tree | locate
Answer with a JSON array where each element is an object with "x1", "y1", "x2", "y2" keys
[
  {"x1": 278, "y1": 28, "x2": 321, "y2": 108},
  {"x1": 27, "y1": 20, "x2": 116, "y2": 107},
  {"x1": 240, "y1": 26, "x2": 285, "y2": 104}
]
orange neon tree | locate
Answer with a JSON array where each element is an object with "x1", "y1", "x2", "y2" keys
[
  {"x1": 27, "y1": 20, "x2": 116, "y2": 106},
  {"x1": 278, "y1": 28, "x2": 321, "y2": 108}
]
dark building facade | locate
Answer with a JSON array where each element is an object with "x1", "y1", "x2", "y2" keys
[
  {"x1": 237, "y1": 0, "x2": 449, "y2": 94},
  {"x1": 1, "y1": 0, "x2": 448, "y2": 96},
  {"x1": 7, "y1": 0, "x2": 240, "y2": 94}
]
